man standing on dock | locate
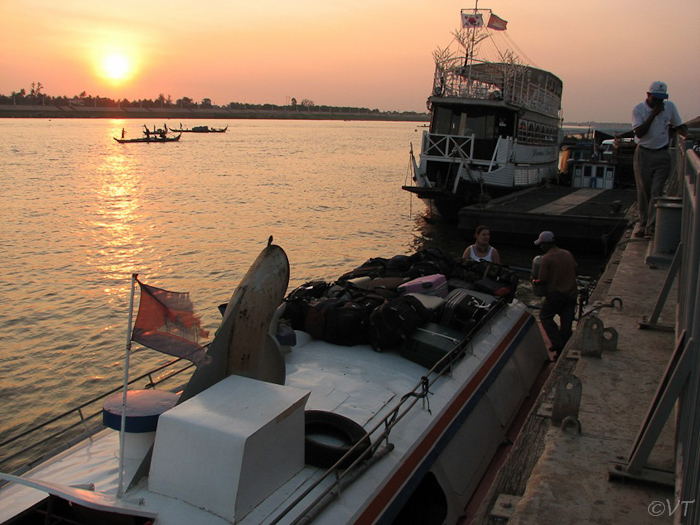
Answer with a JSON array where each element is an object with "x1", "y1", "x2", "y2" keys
[
  {"x1": 632, "y1": 81, "x2": 687, "y2": 238},
  {"x1": 533, "y1": 231, "x2": 578, "y2": 361}
]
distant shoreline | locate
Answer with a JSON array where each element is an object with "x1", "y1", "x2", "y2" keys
[{"x1": 0, "y1": 104, "x2": 429, "y2": 122}]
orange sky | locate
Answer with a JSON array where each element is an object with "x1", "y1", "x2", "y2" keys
[{"x1": 2, "y1": 1, "x2": 699, "y2": 123}]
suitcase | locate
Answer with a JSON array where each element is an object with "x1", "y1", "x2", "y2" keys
[
  {"x1": 359, "y1": 276, "x2": 409, "y2": 294},
  {"x1": 398, "y1": 274, "x2": 448, "y2": 298},
  {"x1": 405, "y1": 293, "x2": 445, "y2": 320},
  {"x1": 441, "y1": 289, "x2": 496, "y2": 332},
  {"x1": 401, "y1": 322, "x2": 465, "y2": 371}
]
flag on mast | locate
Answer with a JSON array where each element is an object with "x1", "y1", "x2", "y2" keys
[
  {"x1": 131, "y1": 279, "x2": 211, "y2": 366},
  {"x1": 461, "y1": 12, "x2": 484, "y2": 28},
  {"x1": 487, "y1": 13, "x2": 508, "y2": 31}
]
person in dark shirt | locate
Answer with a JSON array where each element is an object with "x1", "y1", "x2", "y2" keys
[{"x1": 532, "y1": 231, "x2": 578, "y2": 360}]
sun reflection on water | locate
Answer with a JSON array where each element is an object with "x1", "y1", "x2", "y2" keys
[{"x1": 89, "y1": 150, "x2": 145, "y2": 298}]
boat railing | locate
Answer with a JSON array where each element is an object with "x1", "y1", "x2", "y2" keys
[
  {"x1": 434, "y1": 63, "x2": 560, "y2": 117},
  {"x1": 0, "y1": 357, "x2": 195, "y2": 482},
  {"x1": 271, "y1": 299, "x2": 510, "y2": 524},
  {"x1": 423, "y1": 132, "x2": 475, "y2": 160},
  {"x1": 435, "y1": 68, "x2": 504, "y2": 102}
]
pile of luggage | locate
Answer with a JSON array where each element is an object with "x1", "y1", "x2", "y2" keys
[{"x1": 279, "y1": 248, "x2": 520, "y2": 363}]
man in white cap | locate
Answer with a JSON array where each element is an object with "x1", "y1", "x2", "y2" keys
[
  {"x1": 631, "y1": 81, "x2": 687, "y2": 238},
  {"x1": 533, "y1": 231, "x2": 578, "y2": 360}
]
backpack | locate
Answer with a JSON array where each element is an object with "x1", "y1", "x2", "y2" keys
[
  {"x1": 406, "y1": 247, "x2": 456, "y2": 279},
  {"x1": 369, "y1": 295, "x2": 431, "y2": 352},
  {"x1": 323, "y1": 301, "x2": 370, "y2": 346},
  {"x1": 337, "y1": 257, "x2": 389, "y2": 281}
]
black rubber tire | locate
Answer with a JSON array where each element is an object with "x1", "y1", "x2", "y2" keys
[{"x1": 304, "y1": 410, "x2": 372, "y2": 469}]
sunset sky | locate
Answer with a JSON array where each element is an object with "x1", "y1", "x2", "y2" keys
[{"x1": 2, "y1": 0, "x2": 699, "y2": 123}]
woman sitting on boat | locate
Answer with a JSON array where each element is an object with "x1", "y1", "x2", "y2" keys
[{"x1": 462, "y1": 225, "x2": 500, "y2": 264}]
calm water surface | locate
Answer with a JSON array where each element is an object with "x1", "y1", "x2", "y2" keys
[
  {"x1": 0, "y1": 118, "x2": 605, "y2": 450},
  {"x1": 0, "y1": 119, "x2": 432, "y2": 435}
]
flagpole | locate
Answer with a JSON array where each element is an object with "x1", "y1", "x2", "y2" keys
[
  {"x1": 468, "y1": 0, "x2": 479, "y2": 83},
  {"x1": 117, "y1": 273, "x2": 138, "y2": 498}
]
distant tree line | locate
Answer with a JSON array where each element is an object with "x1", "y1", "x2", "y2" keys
[{"x1": 0, "y1": 82, "x2": 425, "y2": 116}]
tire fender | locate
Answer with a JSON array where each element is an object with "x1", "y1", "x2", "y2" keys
[{"x1": 304, "y1": 410, "x2": 372, "y2": 469}]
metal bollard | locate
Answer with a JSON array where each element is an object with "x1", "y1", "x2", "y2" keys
[
  {"x1": 552, "y1": 374, "x2": 582, "y2": 424},
  {"x1": 580, "y1": 316, "x2": 618, "y2": 357}
]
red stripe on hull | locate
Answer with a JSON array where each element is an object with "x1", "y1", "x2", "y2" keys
[{"x1": 356, "y1": 311, "x2": 531, "y2": 522}]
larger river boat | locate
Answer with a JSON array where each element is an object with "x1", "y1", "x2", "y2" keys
[
  {"x1": 0, "y1": 242, "x2": 548, "y2": 524},
  {"x1": 404, "y1": 7, "x2": 563, "y2": 219}
]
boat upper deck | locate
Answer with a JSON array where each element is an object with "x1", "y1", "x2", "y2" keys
[{"x1": 432, "y1": 62, "x2": 562, "y2": 118}]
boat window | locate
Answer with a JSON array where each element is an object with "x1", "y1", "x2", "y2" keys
[
  {"x1": 497, "y1": 114, "x2": 514, "y2": 137},
  {"x1": 434, "y1": 107, "x2": 518, "y2": 140},
  {"x1": 391, "y1": 472, "x2": 447, "y2": 524},
  {"x1": 461, "y1": 115, "x2": 495, "y2": 140},
  {"x1": 517, "y1": 118, "x2": 558, "y2": 145},
  {"x1": 432, "y1": 107, "x2": 456, "y2": 135}
]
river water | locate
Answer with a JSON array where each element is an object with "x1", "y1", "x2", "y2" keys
[{"x1": 0, "y1": 118, "x2": 606, "y2": 455}]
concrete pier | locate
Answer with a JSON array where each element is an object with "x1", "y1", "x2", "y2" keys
[{"x1": 470, "y1": 228, "x2": 680, "y2": 524}]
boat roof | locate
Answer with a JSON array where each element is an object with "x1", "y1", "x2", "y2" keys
[{"x1": 467, "y1": 62, "x2": 562, "y2": 95}]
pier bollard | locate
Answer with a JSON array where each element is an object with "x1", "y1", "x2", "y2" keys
[
  {"x1": 646, "y1": 196, "x2": 682, "y2": 267},
  {"x1": 653, "y1": 197, "x2": 682, "y2": 253},
  {"x1": 552, "y1": 374, "x2": 582, "y2": 424},
  {"x1": 580, "y1": 316, "x2": 618, "y2": 357}
]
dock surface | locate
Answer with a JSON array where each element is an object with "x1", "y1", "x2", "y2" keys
[
  {"x1": 470, "y1": 231, "x2": 679, "y2": 524},
  {"x1": 458, "y1": 185, "x2": 637, "y2": 252}
]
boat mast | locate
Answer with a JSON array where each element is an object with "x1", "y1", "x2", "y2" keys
[{"x1": 467, "y1": 0, "x2": 479, "y2": 83}]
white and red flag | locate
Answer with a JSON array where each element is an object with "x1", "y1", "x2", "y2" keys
[{"x1": 461, "y1": 12, "x2": 484, "y2": 28}]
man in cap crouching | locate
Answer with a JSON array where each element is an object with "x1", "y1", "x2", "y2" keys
[
  {"x1": 632, "y1": 81, "x2": 687, "y2": 239},
  {"x1": 533, "y1": 231, "x2": 578, "y2": 361}
]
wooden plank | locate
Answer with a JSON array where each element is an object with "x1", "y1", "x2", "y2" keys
[{"x1": 531, "y1": 189, "x2": 601, "y2": 215}]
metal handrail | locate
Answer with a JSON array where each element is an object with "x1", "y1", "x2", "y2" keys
[
  {"x1": 676, "y1": 143, "x2": 700, "y2": 524},
  {"x1": 0, "y1": 357, "x2": 194, "y2": 476}
]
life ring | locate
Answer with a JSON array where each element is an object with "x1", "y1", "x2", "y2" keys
[{"x1": 304, "y1": 410, "x2": 372, "y2": 469}]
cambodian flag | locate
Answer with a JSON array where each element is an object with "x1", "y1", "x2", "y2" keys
[
  {"x1": 487, "y1": 13, "x2": 508, "y2": 31},
  {"x1": 131, "y1": 279, "x2": 211, "y2": 366}
]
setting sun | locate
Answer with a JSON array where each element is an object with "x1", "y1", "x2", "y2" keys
[{"x1": 100, "y1": 53, "x2": 133, "y2": 82}]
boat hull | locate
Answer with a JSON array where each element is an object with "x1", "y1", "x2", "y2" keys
[
  {"x1": 113, "y1": 133, "x2": 181, "y2": 144},
  {"x1": 0, "y1": 249, "x2": 549, "y2": 525},
  {"x1": 349, "y1": 308, "x2": 546, "y2": 524}
]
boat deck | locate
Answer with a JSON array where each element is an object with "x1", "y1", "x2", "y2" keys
[{"x1": 457, "y1": 185, "x2": 637, "y2": 252}]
